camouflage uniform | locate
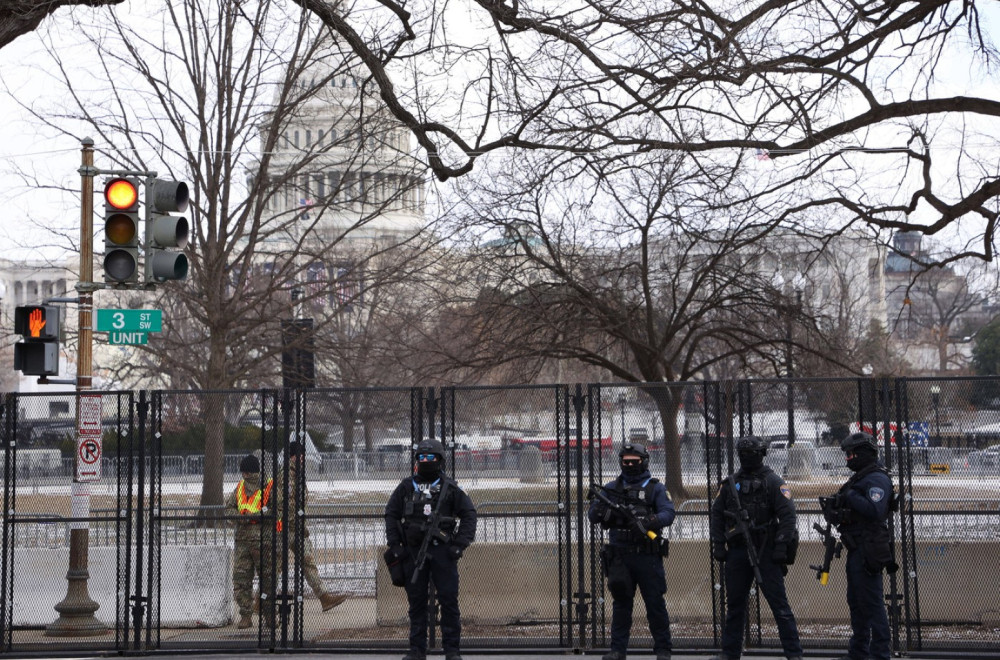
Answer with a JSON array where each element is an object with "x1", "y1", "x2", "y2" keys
[
  {"x1": 276, "y1": 461, "x2": 329, "y2": 599},
  {"x1": 226, "y1": 474, "x2": 277, "y2": 620}
]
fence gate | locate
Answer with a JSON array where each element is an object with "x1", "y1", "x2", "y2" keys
[
  {"x1": 3, "y1": 380, "x2": 1000, "y2": 656},
  {"x1": 120, "y1": 390, "x2": 162, "y2": 650},
  {"x1": 1, "y1": 393, "x2": 14, "y2": 652},
  {"x1": 0, "y1": 391, "x2": 161, "y2": 653}
]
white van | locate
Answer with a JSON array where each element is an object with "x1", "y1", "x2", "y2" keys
[{"x1": 764, "y1": 439, "x2": 817, "y2": 476}]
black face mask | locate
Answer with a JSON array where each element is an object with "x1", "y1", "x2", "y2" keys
[
  {"x1": 738, "y1": 452, "x2": 764, "y2": 472},
  {"x1": 416, "y1": 460, "x2": 442, "y2": 480},
  {"x1": 621, "y1": 461, "x2": 645, "y2": 478},
  {"x1": 846, "y1": 449, "x2": 876, "y2": 472}
]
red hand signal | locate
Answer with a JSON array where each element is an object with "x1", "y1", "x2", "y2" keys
[{"x1": 28, "y1": 308, "x2": 45, "y2": 338}]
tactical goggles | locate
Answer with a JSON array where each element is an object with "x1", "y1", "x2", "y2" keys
[
  {"x1": 417, "y1": 453, "x2": 439, "y2": 462},
  {"x1": 620, "y1": 458, "x2": 643, "y2": 466}
]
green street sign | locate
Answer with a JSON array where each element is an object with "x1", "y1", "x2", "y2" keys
[
  {"x1": 96, "y1": 309, "x2": 162, "y2": 333},
  {"x1": 108, "y1": 331, "x2": 148, "y2": 345}
]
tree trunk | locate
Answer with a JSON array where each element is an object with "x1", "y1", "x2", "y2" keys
[
  {"x1": 647, "y1": 387, "x2": 689, "y2": 501},
  {"x1": 200, "y1": 392, "x2": 226, "y2": 510},
  {"x1": 340, "y1": 409, "x2": 355, "y2": 452}
]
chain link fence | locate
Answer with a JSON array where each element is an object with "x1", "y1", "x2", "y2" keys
[{"x1": 1, "y1": 380, "x2": 998, "y2": 655}]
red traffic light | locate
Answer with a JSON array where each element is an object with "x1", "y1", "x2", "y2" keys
[{"x1": 104, "y1": 178, "x2": 138, "y2": 210}]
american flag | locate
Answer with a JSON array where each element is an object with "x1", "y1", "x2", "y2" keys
[
  {"x1": 305, "y1": 261, "x2": 326, "y2": 307},
  {"x1": 299, "y1": 197, "x2": 314, "y2": 220},
  {"x1": 334, "y1": 266, "x2": 361, "y2": 309},
  {"x1": 755, "y1": 148, "x2": 770, "y2": 161}
]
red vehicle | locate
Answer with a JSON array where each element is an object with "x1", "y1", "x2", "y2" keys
[{"x1": 507, "y1": 433, "x2": 613, "y2": 455}]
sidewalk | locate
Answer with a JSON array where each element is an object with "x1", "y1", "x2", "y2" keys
[
  {"x1": 73, "y1": 653, "x2": 995, "y2": 660},
  {"x1": 15, "y1": 597, "x2": 995, "y2": 659}
]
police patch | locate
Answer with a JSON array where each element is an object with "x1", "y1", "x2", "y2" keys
[
  {"x1": 868, "y1": 487, "x2": 885, "y2": 502},
  {"x1": 780, "y1": 485, "x2": 792, "y2": 499}
]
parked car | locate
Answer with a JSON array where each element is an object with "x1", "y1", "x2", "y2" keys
[
  {"x1": 764, "y1": 439, "x2": 817, "y2": 475},
  {"x1": 375, "y1": 443, "x2": 411, "y2": 471},
  {"x1": 966, "y1": 444, "x2": 1000, "y2": 472}
]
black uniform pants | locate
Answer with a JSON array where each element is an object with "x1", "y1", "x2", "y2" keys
[
  {"x1": 403, "y1": 542, "x2": 461, "y2": 655},
  {"x1": 607, "y1": 549, "x2": 672, "y2": 654},
  {"x1": 845, "y1": 549, "x2": 890, "y2": 660},
  {"x1": 721, "y1": 544, "x2": 802, "y2": 658}
]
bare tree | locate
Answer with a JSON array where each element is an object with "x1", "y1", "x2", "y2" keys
[
  {"x1": 292, "y1": 0, "x2": 1000, "y2": 257},
  {"x1": 894, "y1": 261, "x2": 993, "y2": 372},
  {"x1": 13, "y1": 3, "x2": 429, "y2": 509},
  {"x1": 0, "y1": 1, "x2": 122, "y2": 49},
  {"x1": 416, "y1": 151, "x2": 868, "y2": 498}
]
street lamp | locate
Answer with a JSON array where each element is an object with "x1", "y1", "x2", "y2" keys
[
  {"x1": 785, "y1": 286, "x2": 803, "y2": 447},
  {"x1": 930, "y1": 385, "x2": 941, "y2": 447}
]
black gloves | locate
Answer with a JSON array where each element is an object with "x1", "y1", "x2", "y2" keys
[
  {"x1": 821, "y1": 494, "x2": 850, "y2": 525},
  {"x1": 712, "y1": 542, "x2": 728, "y2": 561},
  {"x1": 448, "y1": 545, "x2": 464, "y2": 561},
  {"x1": 642, "y1": 514, "x2": 659, "y2": 531},
  {"x1": 772, "y1": 543, "x2": 790, "y2": 564}
]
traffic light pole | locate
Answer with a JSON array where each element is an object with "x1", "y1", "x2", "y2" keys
[{"x1": 46, "y1": 137, "x2": 105, "y2": 636}]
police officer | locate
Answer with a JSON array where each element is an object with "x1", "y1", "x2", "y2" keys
[
  {"x1": 824, "y1": 432, "x2": 894, "y2": 660},
  {"x1": 588, "y1": 442, "x2": 674, "y2": 660},
  {"x1": 709, "y1": 436, "x2": 802, "y2": 660},
  {"x1": 385, "y1": 439, "x2": 477, "y2": 660}
]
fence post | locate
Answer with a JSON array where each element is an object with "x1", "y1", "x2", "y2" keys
[{"x1": 894, "y1": 378, "x2": 922, "y2": 652}]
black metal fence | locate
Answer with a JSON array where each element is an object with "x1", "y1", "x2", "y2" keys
[{"x1": 1, "y1": 378, "x2": 999, "y2": 655}]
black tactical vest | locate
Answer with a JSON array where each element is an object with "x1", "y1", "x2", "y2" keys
[
  {"x1": 609, "y1": 476, "x2": 658, "y2": 522},
  {"x1": 734, "y1": 473, "x2": 771, "y2": 528},
  {"x1": 401, "y1": 478, "x2": 456, "y2": 546}
]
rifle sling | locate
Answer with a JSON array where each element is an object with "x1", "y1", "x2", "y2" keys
[{"x1": 412, "y1": 479, "x2": 451, "y2": 572}]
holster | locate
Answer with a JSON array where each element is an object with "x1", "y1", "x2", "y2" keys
[
  {"x1": 860, "y1": 525, "x2": 897, "y2": 574},
  {"x1": 600, "y1": 546, "x2": 631, "y2": 602},
  {"x1": 383, "y1": 546, "x2": 407, "y2": 587}
]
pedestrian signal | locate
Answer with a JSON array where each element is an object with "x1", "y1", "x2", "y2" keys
[{"x1": 13, "y1": 305, "x2": 60, "y2": 375}]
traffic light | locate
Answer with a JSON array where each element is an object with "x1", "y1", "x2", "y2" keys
[
  {"x1": 103, "y1": 177, "x2": 141, "y2": 283},
  {"x1": 13, "y1": 305, "x2": 60, "y2": 376},
  {"x1": 145, "y1": 178, "x2": 190, "y2": 282}
]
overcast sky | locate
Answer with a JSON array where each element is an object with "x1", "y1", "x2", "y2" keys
[{"x1": 2, "y1": 3, "x2": 1000, "y2": 265}]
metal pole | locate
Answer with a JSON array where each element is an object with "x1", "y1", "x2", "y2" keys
[
  {"x1": 931, "y1": 388, "x2": 941, "y2": 446},
  {"x1": 785, "y1": 290, "x2": 800, "y2": 447},
  {"x1": 47, "y1": 138, "x2": 105, "y2": 635},
  {"x1": 619, "y1": 394, "x2": 626, "y2": 445}
]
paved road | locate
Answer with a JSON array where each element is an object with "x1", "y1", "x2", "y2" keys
[{"x1": 71, "y1": 653, "x2": 992, "y2": 660}]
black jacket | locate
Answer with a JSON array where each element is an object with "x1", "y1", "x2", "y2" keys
[
  {"x1": 710, "y1": 465, "x2": 796, "y2": 549},
  {"x1": 384, "y1": 472, "x2": 477, "y2": 550}
]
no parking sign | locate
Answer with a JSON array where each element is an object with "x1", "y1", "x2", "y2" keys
[{"x1": 76, "y1": 394, "x2": 102, "y2": 482}]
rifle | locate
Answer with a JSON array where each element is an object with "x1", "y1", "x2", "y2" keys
[
  {"x1": 809, "y1": 520, "x2": 843, "y2": 585},
  {"x1": 724, "y1": 477, "x2": 764, "y2": 586},
  {"x1": 410, "y1": 480, "x2": 453, "y2": 585},
  {"x1": 588, "y1": 483, "x2": 657, "y2": 540}
]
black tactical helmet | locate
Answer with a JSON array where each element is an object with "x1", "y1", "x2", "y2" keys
[
  {"x1": 735, "y1": 436, "x2": 768, "y2": 457},
  {"x1": 618, "y1": 442, "x2": 649, "y2": 473},
  {"x1": 415, "y1": 439, "x2": 446, "y2": 462},
  {"x1": 618, "y1": 442, "x2": 649, "y2": 460},
  {"x1": 841, "y1": 432, "x2": 877, "y2": 454}
]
